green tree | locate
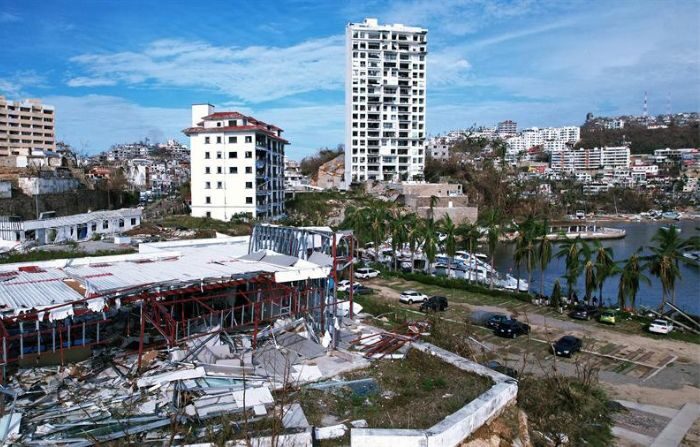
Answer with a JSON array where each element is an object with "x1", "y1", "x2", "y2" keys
[
  {"x1": 537, "y1": 220, "x2": 554, "y2": 297},
  {"x1": 440, "y1": 214, "x2": 457, "y2": 277},
  {"x1": 593, "y1": 242, "x2": 617, "y2": 307},
  {"x1": 390, "y1": 211, "x2": 408, "y2": 271},
  {"x1": 646, "y1": 225, "x2": 692, "y2": 309},
  {"x1": 422, "y1": 219, "x2": 439, "y2": 275},
  {"x1": 556, "y1": 237, "x2": 585, "y2": 301},
  {"x1": 551, "y1": 279, "x2": 563, "y2": 310},
  {"x1": 513, "y1": 216, "x2": 538, "y2": 293},
  {"x1": 457, "y1": 222, "x2": 481, "y2": 284},
  {"x1": 480, "y1": 209, "x2": 503, "y2": 289},
  {"x1": 406, "y1": 214, "x2": 422, "y2": 273},
  {"x1": 617, "y1": 251, "x2": 650, "y2": 309}
]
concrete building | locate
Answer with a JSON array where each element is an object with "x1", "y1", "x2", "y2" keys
[
  {"x1": 396, "y1": 182, "x2": 477, "y2": 224},
  {"x1": 496, "y1": 120, "x2": 517, "y2": 137},
  {"x1": 0, "y1": 97, "x2": 56, "y2": 158},
  {"x1": 345, "y1": 18, "x2": 428, "y2": 184},
  {"x1": 0, "y1": 208, "x2": 141, "y2": 245},
  {"x1": 550, "y1": 146, "x2": 630, "y2": 172},
  {"x1": 18, "y1": 175, "x2": 81, "y2": 196},
  {"x1": 284, "y1": 156, "x2": 306, "y2": 189},
  {"x1": 184, "y1": 105, "x2": 287, "y2": 221}
]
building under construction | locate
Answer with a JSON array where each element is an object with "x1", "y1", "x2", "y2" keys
[{"x1": 0, "y1": 224, "x2": 355, "y2": 375}]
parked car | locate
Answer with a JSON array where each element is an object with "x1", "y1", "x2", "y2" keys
[
  {"x1": 355, "y1": 268, "x2": 380, "y2": 279},
  {"x1": 599, "y1": 310, "x2": 616, "y2": 325},
  {"x1": 482, "y1": 360, "x2": 518, "y2": 379},
  {"x1": 569, "y1": 305, "x2": 600, "y2": 321},
  {"x1": 420, "y1": 296, "x2": 448, "y2": 312},
  {"x1": 486, "y1": 314, "x2": 511, "y2": 329},
  {"x1": 648, "y1": 319, "x2": 674, "y2": 334},
  {"x1": 399, "y1": 290, "x2": 428, "y2": 304},
  {"x1": 337, "y1": 280, "x2": 362, "y2": 292},
  {"x1": 495, "y1": 319, "x2": 530, "y2": 338},
  {"x1": 552, "y1": 335, "x2": 583, "y2": 357},
  {"x1": 352, "y1": 285, "x2": 375, "y2": 295}
]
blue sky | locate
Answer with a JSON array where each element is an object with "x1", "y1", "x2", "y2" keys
[{"x1": 1, "y1": 0, "x2": 698, "y2": 159}]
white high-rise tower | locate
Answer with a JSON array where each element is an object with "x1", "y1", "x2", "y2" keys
[{"x1": 344, "y1": 18, "x2": 428, "y2": 186}]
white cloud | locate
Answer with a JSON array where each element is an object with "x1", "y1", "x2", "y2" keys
[
  {"x1": 0, "y1": 12, "x2": 21, "y2": 23},
  {"x1": 42, "y1": 94, "x2": 343, "y2": 158},
  {"x1": 0, "y1": 71, "x2": 48, "y2": 98},
  {"x1": 66, "y1": 77, "x2": 117, "y2": 87},
  {"x1": 68, "y1": 36, "x2": 345, "y2": 103}
]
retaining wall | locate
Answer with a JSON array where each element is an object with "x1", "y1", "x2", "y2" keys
[{"x1": 351, "y1": 342, "x2": 518, "y2": 447}]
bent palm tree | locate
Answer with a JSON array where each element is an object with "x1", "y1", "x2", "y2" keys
[
  {"x1": 617, "y1": 251, "x2": 650, "y2": 310},
  {"x1": 647, "y1": 225, "x2": 692, "y2": 309},
  {"x1": 593, "y1": 242, "x2": 617, "y2": 307},
  {"x1": 537, "y1": 220, "x2": 553, "y2": 297}
]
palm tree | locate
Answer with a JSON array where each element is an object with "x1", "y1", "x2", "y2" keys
[
  {"x1": 593, "y1": 241, "x2": 617, "y2": 307},
  {"x1": 551, "y1": 279, "x2": 563, "y2": 311},
  {"x1": 556, "y1": 237, "x2": 586, "y2": 302},
  {"x1": 537, "y1": 220, "x2": 553, "y2": 297},
  {"x1": 428, "y1": 195, "x2": 439, "y2": 222},
  {"x1": 406, "y1": 214, "x2": 422, "y2": 273},
  {"x1": 390, "y1": 211, "x2": 408, "y2": 271},
  {"x1": 481, "y1": 209, "x2": 503, "y2": 289},
  {"x1": 440, "y1": 215, "x2": 457, "y2": 277},
  {"x1": 579, "y1": 241, "x2": 597, "y2": 305},
  {"x1": 369, "y1": 207, "x2": 388, "y2": 262},
  {"x1": 647, "y1": 225, "x2": 692, "y2": 309},
  {"x1": 513, "y1": 216, "x2": 537, "y2": 293},
  {"x1": 422, "y1": 219, "x2": 438, "y2": 275},
  {"x1": 456, "y1": 222, "x2": 479, "y2": 283},
  {"x1": 617, "y1": 251, "x2": 650, "y2": 310}
]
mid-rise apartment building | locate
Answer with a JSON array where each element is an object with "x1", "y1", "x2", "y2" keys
[
  {"x1": 0, "y1": 97, "x2": 55, "y2": 157},
  {"x1": 496, "y1": 120, "x2": 517, "y2": 137},
  {"x1": 550, "y1": 146, "x2": 630, "y2": 172},
  {"x1": 345, "y1": 18, "x2": 428, "y2": 184},
  {"x1": 184, "y1": 104, "x2": 287, "y2": 221}
]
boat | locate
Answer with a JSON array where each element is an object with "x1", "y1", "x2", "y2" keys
[
  {"x1": 661, "y1": 225, "x2": 681, "y2": 233},
  {"x1": 661, "y1": 211, "x2": 681, "y2": 220},
  {"x1": 682, "y1": 251, "x2": 699, "y2": 266},
  {"x1": 545, "y1": 223, "x2": 626, "y2": 240}
]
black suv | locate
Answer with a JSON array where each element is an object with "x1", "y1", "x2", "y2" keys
[
  {"x1": 569, "y1": 305, "x2": 600, "y2": 321},
  {"x1": 420, "y1": 296, "x2": 448, "y2": 312},
  {"x1": 552, "y1": 336, "x2": 583, "y2": 357},
  {"x1": 486, "y1": 314, "x2": 510, "y2": 329},
  {"x1": 495, "y1": 319, "x2": 530, "y2": 338}
]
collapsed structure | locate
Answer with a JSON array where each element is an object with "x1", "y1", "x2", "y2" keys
[{"x1": 0, "y1": 224, "x2": 355, "y2": 372}]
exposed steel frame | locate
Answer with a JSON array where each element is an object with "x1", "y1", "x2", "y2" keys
[{"x1": 0, "y1": 225, "x2": 356, "y2": 374}]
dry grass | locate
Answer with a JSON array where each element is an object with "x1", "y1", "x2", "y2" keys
[{"x1": 298, "y1": 349, "x2": 491, "y2": 430}]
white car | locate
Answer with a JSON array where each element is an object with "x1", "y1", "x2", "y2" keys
[
  {"x1": 355, "y1": 268, "x2": 380, "y2": 279},
  {"x1": 648, "y1": 319, "x2": 674, "y2": 334},
  {"x1": 399, "y1": 290, "x2": 428, "y2": 304},
  {"x1": 337, "y1": 280, "x2": 361, "y2": 292}
]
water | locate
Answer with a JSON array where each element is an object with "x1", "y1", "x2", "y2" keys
[{"x1": 490, "y1": 220, "x2": 700, "y2": 314}]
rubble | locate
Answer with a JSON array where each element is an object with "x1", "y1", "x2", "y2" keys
[{"x1": 0, "y1": 316, "x2": 378, "y2": 445}]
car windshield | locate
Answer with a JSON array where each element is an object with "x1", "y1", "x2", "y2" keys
[
  {"x1": 560, "y1": 336, "x2": 577, "y2": 344},
  {"x1": 652, "y1": 320, "x2": 667, "y2": 325}
]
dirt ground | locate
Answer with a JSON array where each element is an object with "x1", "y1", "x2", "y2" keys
[{"x1": 363, "y1": 280, "x2": 700, "y2": 410}]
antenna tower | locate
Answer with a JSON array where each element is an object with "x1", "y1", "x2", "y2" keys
[{"x1": 643, "y1": 91, "x2": 648, "y2": 118}]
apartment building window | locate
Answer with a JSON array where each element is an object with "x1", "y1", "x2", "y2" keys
[
  {"x1": 91, "y1": 223, "x2": 97, "y2": 231},
  {"x1": 205, "y1": 196, "x2": 211, "y2": 204},
  {"x1": 204, "y1": 137, "x2": 210, "y2": 144},
  {"x1": 228, "y1": 136, "x2": 237, "y2": 143},
  {"x1": 229, "y1": 151, "x2": 237, "y2": 158},
  {"x1": 245, "y1": 136, "x2": 252, "y2": 143},
  {"x1": 245, "y1": 151, "x2": 252, "y2": 158},
  {"x1": 246, "y1": 197, "x2": 253, "y2": 204},
  {"x1": 217, "y1": 181, "x2": 223, "y2": 189},
  {"x1": 215, "y1": 167, "x2": 221, "y2": 174},
  {"x1": 245, "y1": 181, "x2": 252, "y2": 189},
  {"x1": 119, "y1": 219, "x2": 125, "y2": 228},
  {"x1": 204, "y1": 152, "x2": 210, "y2": 159},
  {"x1": 229, "y1": 167, "x2": 238, "y2": 174},
  {"x1": 228, "y1": 120, "x2": 236, "y2": 126},
  {"x1": 131, "y1": 218, "x2": 137, "y2": 225},
  {"x1": 216, "y1": 151, "x2": 222, "y2": 159},
  {"x1": 206, "y1": 211, "x2": 211, "y2": 218},
  {"x1": 205, "y1": 167, "x2": 210, "y2": 174},
  {"x1": 245, "y1": 167, "x2": 252, "y2": 174},
  {"x1": 205, "y1": 181, "x2": 211, "y2": 189},
  {"x1": 216, "y1": 136, "x2": 222, "y2": 144},
  {"x1": 103, "y1": 220, "x2": 109, "y2": 229}
]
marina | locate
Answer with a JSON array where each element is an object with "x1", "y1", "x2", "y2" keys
[{"x1": 545, "y1": 223, "x2": 627, "y2": 240}]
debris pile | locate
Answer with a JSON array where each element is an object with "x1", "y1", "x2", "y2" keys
[{"x1": 0, "y1": 318, "x2": 376, "y2": 445}]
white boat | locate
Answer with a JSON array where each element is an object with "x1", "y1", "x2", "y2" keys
[{"x1": 546, "y1": 224, "x2": 626, "y2": 240}]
